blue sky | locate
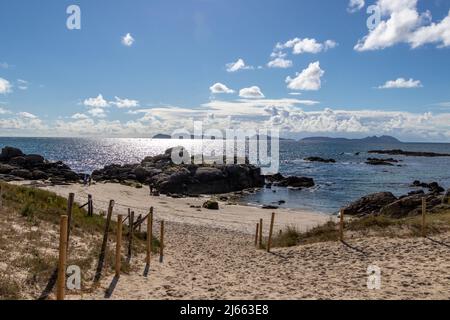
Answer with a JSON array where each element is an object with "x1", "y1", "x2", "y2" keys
[{"x1": 0, "y1": 0, "x2": 449, "y2": 141}]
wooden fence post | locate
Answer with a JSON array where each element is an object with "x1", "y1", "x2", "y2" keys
[
  {"x1": 339, "y1": 209, "x2": 344, "y2": 242},
  {"x1": 128, "y1": 211, "x2": 134, "y2": 258},
  {"x1": 267, "y1": 212, "x2": 275, "y2": 253},
  {"x1": 88, "y1": 194, "x2": 93, "y2": 217},
  {"x1": 115, "y1": 214, "x2": 123, "y2": 277},
  {"x1": 0, "y1": 185, "x2": 3, "y2": 208},
  {"x1": 422, "y1": 197, "x2": 427, "y2": 238},
  {"x1": 146, "y1": 208, "x2": 153, "y2": 265},
  {"x1": 66, "y1": 193, "x2": 75, "y2": 250},
  {"x1": 138, "y1": 214, "x2": 142, "y2": 232},
  {"x1": 159, "y1": 220, "x2": 164, "y2": 263},
  {"x1": 258, "y1": 219, "x2": 263, "y2": 249},
  {"x1": 254, "y1": 223, "x2": 259, "y2": 247},
  {"x1": 94, "y1": 200, "x2": 114, "y2": 283},
  {"x1": 57, "y1": 215, "x2": 68, "y2": 300}
]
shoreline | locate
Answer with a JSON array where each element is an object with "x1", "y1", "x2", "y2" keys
[{"x1": 11, "y1": 180, "x2": 333, "y2": 234}]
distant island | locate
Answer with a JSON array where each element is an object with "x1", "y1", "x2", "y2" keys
[{"x1": 299, "y1": 135, "x2": 402, "y2": 144}]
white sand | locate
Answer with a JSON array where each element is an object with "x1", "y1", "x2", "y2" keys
[{"x1": 30, "y1": 181, "x2": 332, "y2": 234}]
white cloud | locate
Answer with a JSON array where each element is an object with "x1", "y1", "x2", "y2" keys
[
  {"x1": 17, "y1": 79, "x2": 28, "y2": 90},
  {"x1": 122, "y1": 33, "x2": 135, "y2": 47},
  {"x1": 288, "y1": 92, "x2": 302, "y2": 96},
  {"x1": 71, "y1": 113, "x2": 90, "y2": 120},
  {"x1": 267, "y1": 57, "x2": 293, "y2": 69},
  {"x1": 355, "y1": 0, "x2": 450, "y2": 51},
  {"x1": 83, "y1": 94, "x2": 109, "y2": 108},
  {"x1": 276, "y1": 38, "x2": 337, "y2": 54},
  {"x1": 226, "y1": 58, "x2": 253, "y2": 72},
  {"x1": 17, "y1": 112, "x2": 37, "y2": 119},
  {"x1": 348, "y1": 0, "x2": 365, "y2": 13},
  {"x1": 0, "y1": 78, "x2": 12, "y2": 94},
  {"x1": 209, "y1": 83, "x2": 234, "y2": 94},
  {"x1": 110, "y1": 96, "x2": 140, "y2": 108},
  {"x1": 0, "y1": 107, "x2": 12, "y2": 114},
  {"x1": 239, "y1": 86, "x2": 265, "y2": 99},
  {"x1": 88, "y1": 107, "x2": 107, "y2": 118},
  {"x1": 286, "y1": 61, "x2": 325, "y2": 91},
  {"x1": 378, "y1": 78, "x2": 422, "y2": 89}
]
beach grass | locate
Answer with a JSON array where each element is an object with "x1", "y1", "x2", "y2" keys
[
  {"x1": 0, "y1": 182, "x2": 159, "y2": 300},
  {"x1": 271, "y1": 207, "x2": 450, "y2": 248}
]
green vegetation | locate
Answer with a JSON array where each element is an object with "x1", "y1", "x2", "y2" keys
[
  {"x1": 0, "y1": 182, "x2": 160, "y2": 300},
  {"x1": 271, "y1": 208, "x2": 450, "y2": 248}
]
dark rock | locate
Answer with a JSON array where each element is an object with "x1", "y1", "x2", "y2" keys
[
  {"x1": 368, "y1": 149, "x2": 450, "y2": 157},
  {"x1": 407, "y1": 190, "x2": 425, "y2": 196},
  {"x1": 380, "y1": 194, "x2": 433, "y2": 218},
  {"x1": 365, "y1": 158, "x2": 398, "y2": 166},
  {"x1": 265, "y1": 173, "x2": 285, "y2": 183},
  {"x1": 10, "y1": 169, "x2": 33, "y2": 179},
  {"x1": 202, "y1": 200, "x2": 219, "y2": 210},
  {"x1": 304, "y1": 157, "x2": 336, "y2": 163},
  {"x1": 0, "y1": 146, "x2": 24, "y2": 161},
  {"x1": 343, "y1": 192, "x2": 397, "y2": 216},
  {"x1": 9, "y1": 156, "x2": 26, "y2": 167},
  {"x1": 24, "y1": 154, "x2": 45, "y2": 166},
  {"x1": 262, "y1": 205, "x2": 278, "y2": 209},
  {"x1": 276, "y1": 176, "x2": 315, "y2": 188},
  {"x1": 410, "y1": 181, "x2": 445, "y2": 194},
  {"x1": 0, "y1": 164, "x2": 15, "y2": 174},
  {"x1": 32, "y1": 170, "x2": 48, "y2": 180}
]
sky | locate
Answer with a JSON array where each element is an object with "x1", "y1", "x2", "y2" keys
[{"x1": 0, "y1": 0, "x2": 450, "y2": 141}]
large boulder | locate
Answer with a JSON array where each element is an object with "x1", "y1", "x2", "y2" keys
[
  {"x1": 0, "y1": 147, "x2": 24, "y2": 161},
  {"x1": 0, "y1": 164, "x2": 15, "y2": 174},
  {"x1": 343, "y1": 192, "x2": 397, "y2": 216},
  {"x1": 276, "y1": 176, "x2": 315, "y2": 188},
  {"x1": 10, "y1": 169, "x2": 33, "y2": 179},
  {"x1": 304, "y1": 157, "x2": 336, "y2": 163},
  {"x1": 411, "y1": 181, "x2": 445, "y2": 194},
  {"x1": 24, "y1": 154, "x2": 45, "y2": 166},
  {"x1": 194, "y1": 167, "x2": 225, "y2": 182},
  {"x1": 202, "y1": 200, "x2": 219, "y2": 210},
  {"x1": 379, "y1": 194, "x2": 442, "y2": 218}
]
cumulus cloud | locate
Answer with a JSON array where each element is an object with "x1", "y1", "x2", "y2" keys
[
  {"x1": 276, "y1": 38, "x2": 337, "y2": 54},
  {"x1": 122, "y1": 33, "x2": 135, "y2": 46},
  {"x1": 71, "y1": 113, "x2": 89, "y2": 120},
  {"x1": 0, "y1": 107, "x2": 11, "y2": 115},
  {"x1": 17, "y1": 112, "x2": 37, "y2": 119},
  {"x1": 348, "y1": 0, "x2": 365, "y2": 13},
  {"x1": 110, "y1": 96, "x2": 140, "y2": 108},
  {"x1": 226, "y1": 58, "x2": 253, "y2": 72},
  {"x1": 286, "y1": 61, "x2": 325, "y2": 91},
  {"x1": 83, "y1": 94, "x2": 109, "y2": 108},
  {"x1": 378, "y1": 78, "x2": 422, "y2": 89},
  {"x1": 209, "y1": 83, "x2": 234, "y2": 94},
  {"x1": 267, "y1": 57, "x2": 293, "y2": 69},
  {"x1": 88, "y1": 108, "x2": 107, "y2": 118},
  {"x1": 0, "y1": 77, "x2": 12, "y2": 94},
  {"x1": 355, "y1": 0, "x2": 450, "y2": 51},
  {"x1": 239, "y1": 86, "x2": 265, "y2": 99}
]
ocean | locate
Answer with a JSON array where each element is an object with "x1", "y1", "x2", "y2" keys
[{"x1": 1, "y1": 137, "x2": 449, "y2": 215}]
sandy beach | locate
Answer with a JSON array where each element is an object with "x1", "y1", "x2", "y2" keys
[
  {"x1": 30, "y1": 182, "x2": 332, "y2": 235},
  {"x1": 9, "y1": 181, "x2": 449, "y2": 300}
]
